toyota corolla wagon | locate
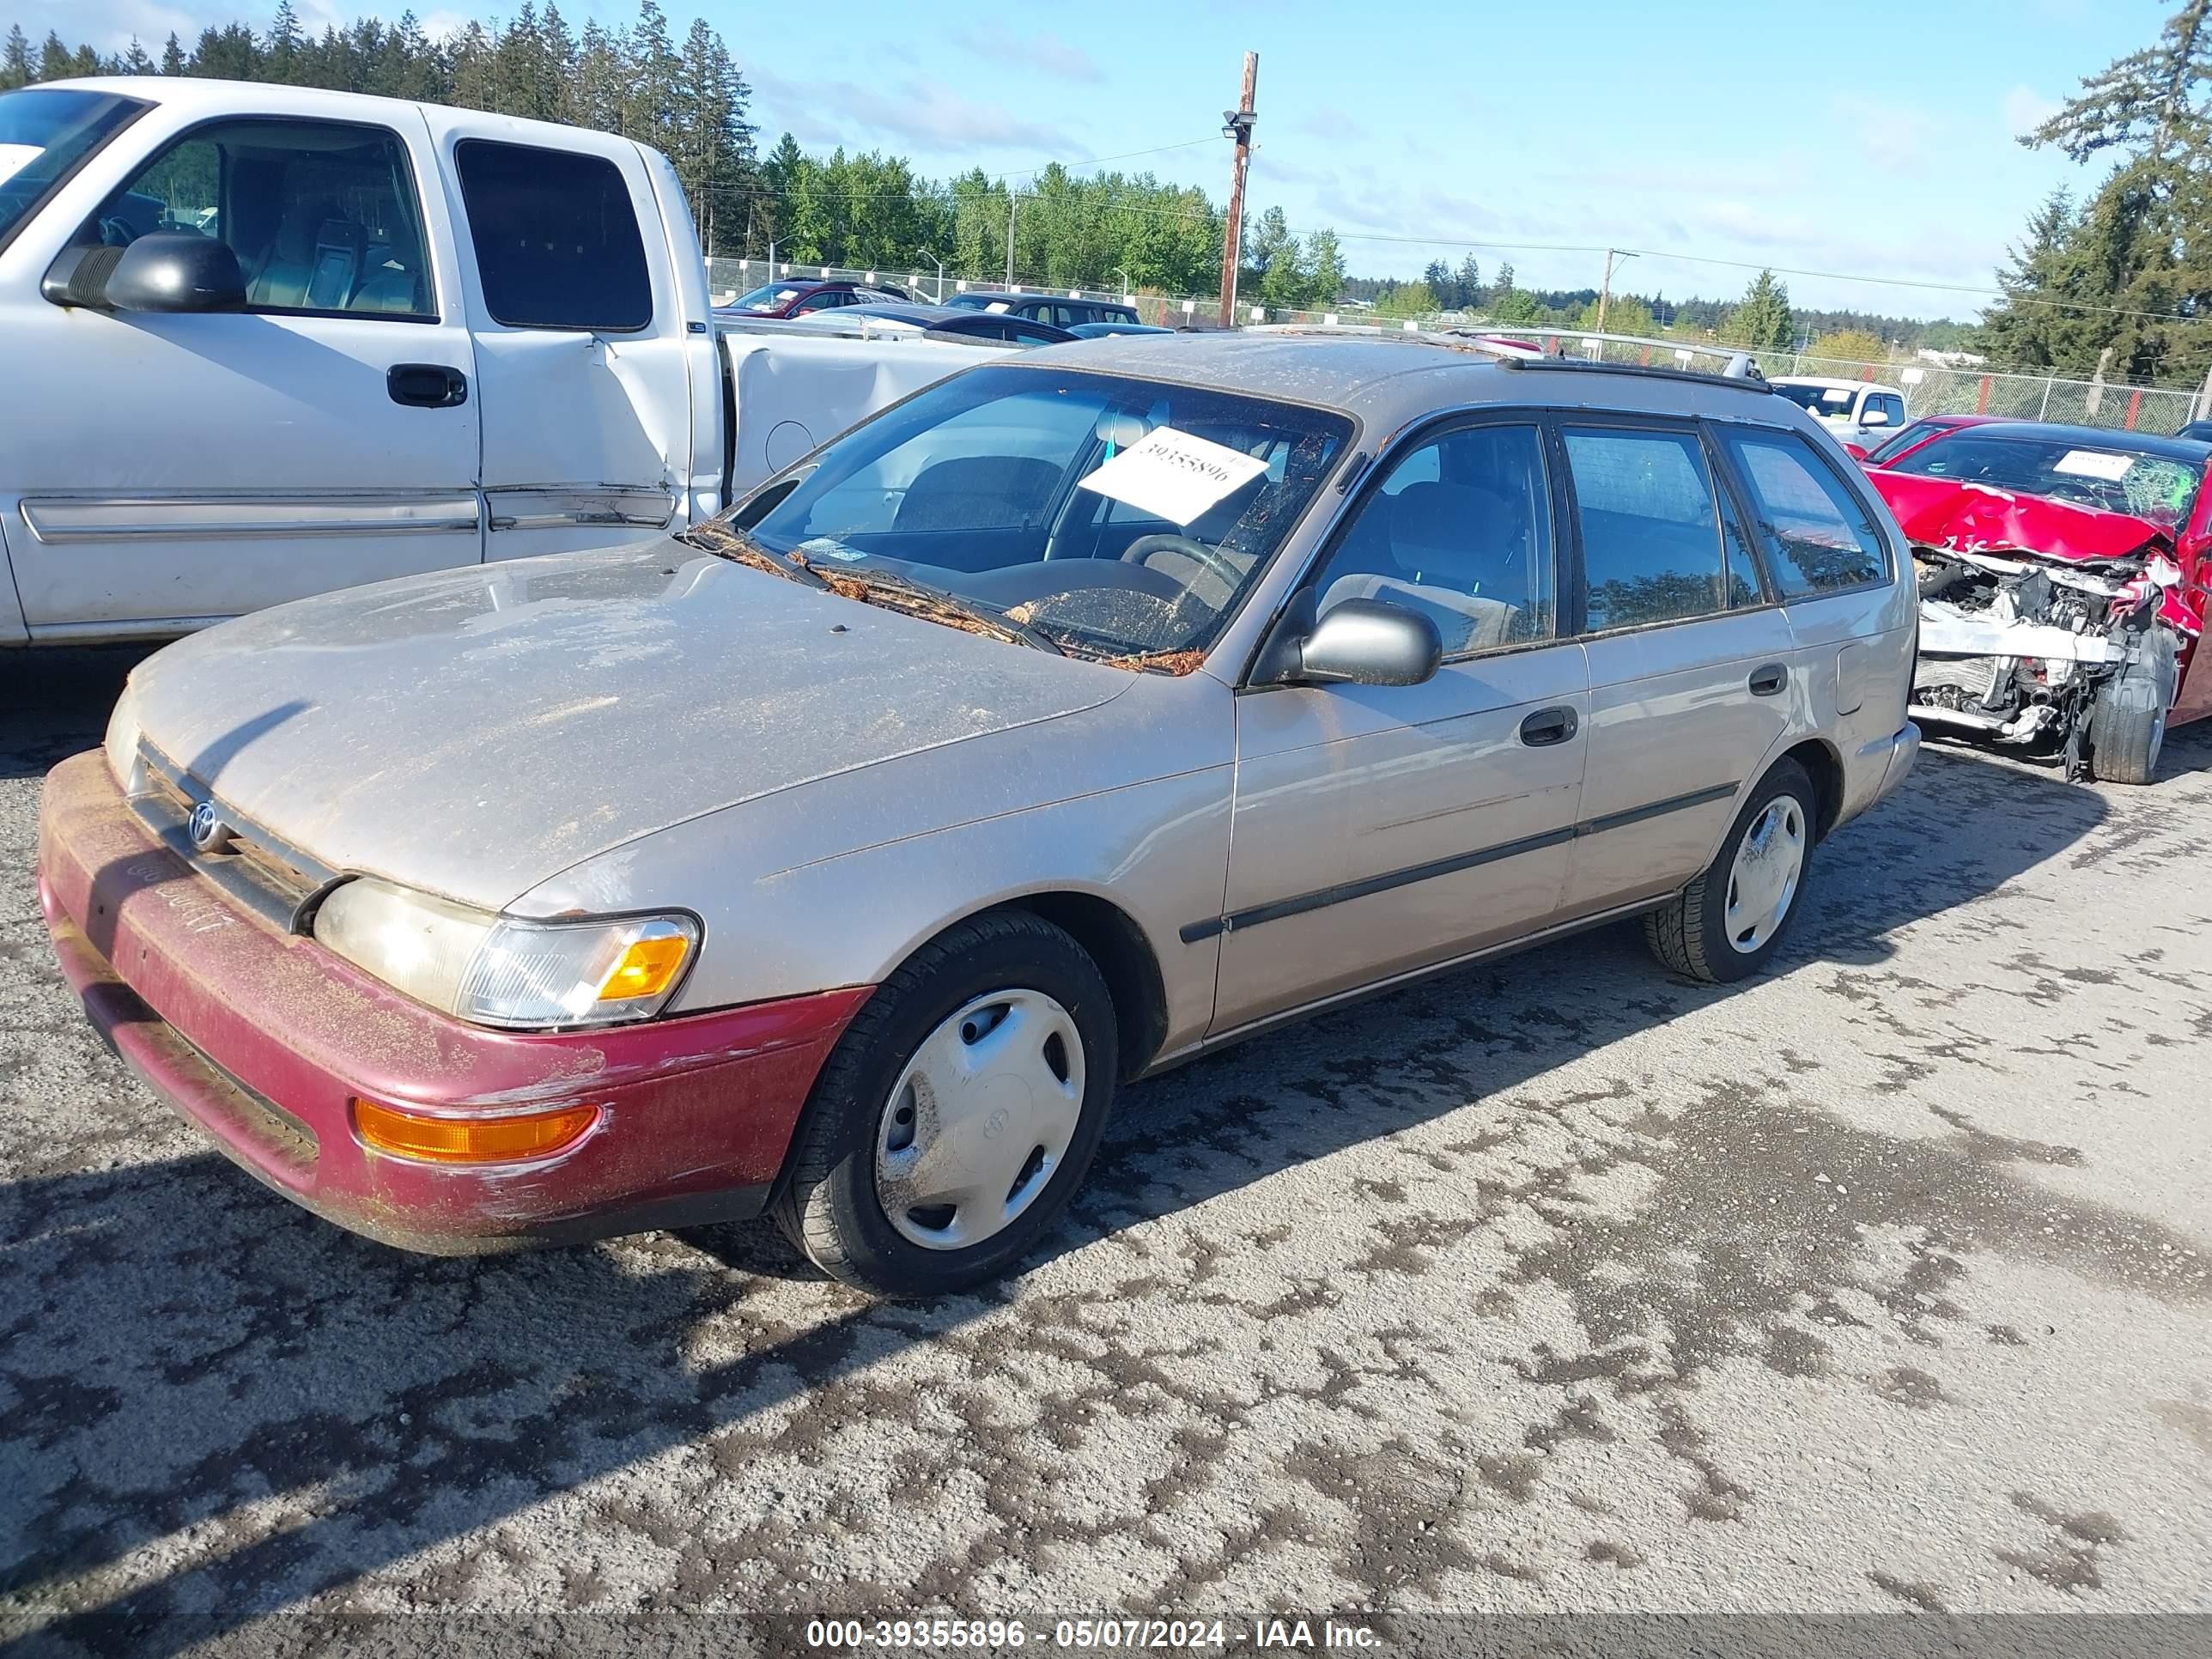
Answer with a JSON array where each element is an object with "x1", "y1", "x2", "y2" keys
[{"x1": 40, "y1": 331, "x2": 1918, "y2": 1297}]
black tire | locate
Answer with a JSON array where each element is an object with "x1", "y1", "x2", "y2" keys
[
  {"x1": 772, "y1": 910, "x2": 1118, "y2": 1297},
  {"x1": 2086, "y1": 629, "x2": 2178, "y2": 786},
  {"x1": 1644, "y1": 758, "x2": 1817, "y2": 985}
]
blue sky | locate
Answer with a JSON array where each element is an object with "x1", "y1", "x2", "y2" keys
[{"x1": 22, "y1": 0, "x2": 2167, "y2": 319}]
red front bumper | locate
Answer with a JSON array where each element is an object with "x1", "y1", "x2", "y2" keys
[{"x1": 35, "y1": 749, "x2": 872, "y2": 1254}]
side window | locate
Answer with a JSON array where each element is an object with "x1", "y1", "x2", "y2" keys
[
  {"x1": 1865, "y1": 392, "x2": 1905, "y2": 428},
  {"x1": 455, "y1": 139, "x2": 650, "y2": 331},
  {"x1": 1562, "y1": 427, "x2": 1737, "y2": 633},
  {"x1": 87, "y1": 118, "x2": 433, "y2": 318},
  {"x1": 1720, "y1": 428, "x2": 1890, "y2": 598},
  {"x1": 1310, "y1": 422, "x2": 1558, "y2": 655}
]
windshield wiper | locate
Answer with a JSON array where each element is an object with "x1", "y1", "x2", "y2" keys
[
  {"x1": 793, "y1": 557, "x2": 1066, "y2": 656},
  {"x1": 678, "y1": 521, "x2": 830, "y2": 588}
]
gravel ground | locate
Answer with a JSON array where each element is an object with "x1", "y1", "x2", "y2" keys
[{"x1": 2, "y1": 647, "x2": 2209, "y2": 1654}]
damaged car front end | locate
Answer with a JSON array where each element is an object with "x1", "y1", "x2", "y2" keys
[{"x1": 1869, "y1": 441, "x2": 2209, "y2": 784}]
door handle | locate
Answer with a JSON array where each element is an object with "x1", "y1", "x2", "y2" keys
[
  {"x1": 387, "y1": 364, "x2": 468, "y2": 409},
  {"x1": 1748, "y1": 663, "x2": 1789, "y2": 697},
  {"x1": 1518, "y1": 706, "x2": 1578, "y2": 746}
]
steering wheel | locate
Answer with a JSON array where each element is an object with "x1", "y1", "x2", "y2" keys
[{"x1": 1121, "y1": 533, "x2": 1247, "y2": 595}]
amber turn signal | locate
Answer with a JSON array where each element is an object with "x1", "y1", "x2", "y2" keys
[
  {"x1": 353, "y1": 1097, "x2": 599, "y2": 1164},
  {"x1": 598, "y1": 933, "x2": 690, "y2": 1002}
]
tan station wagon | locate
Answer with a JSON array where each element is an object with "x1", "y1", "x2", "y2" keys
[{"x1": 40, "y1": 331, "x2": 1919, "y2": 1296}]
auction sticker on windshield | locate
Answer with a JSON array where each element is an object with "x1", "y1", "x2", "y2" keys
[
  {"x1": 2054, "y1": 449, "x2": 2135, "y2": 482},
  {"x1": 1077, "y1": 428, "x2": 1271, "y2": 526}
]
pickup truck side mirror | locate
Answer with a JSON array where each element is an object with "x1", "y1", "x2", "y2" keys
[
  {"x1": 1253, "y1": 593, "x2": 1443, "y2": 688},
  {"x1": 1859, "y1": 408, "x2": 1893, "y2": 428},
  {"x1": 43, "y1": 234, "x2": 247, "y2": 313}
]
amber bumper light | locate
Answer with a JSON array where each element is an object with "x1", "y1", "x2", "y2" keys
[{"x1": 353, "y1": 1097, "x2": 600, "y2": 1164}]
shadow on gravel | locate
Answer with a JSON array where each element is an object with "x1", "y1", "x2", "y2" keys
[
  {"x1": 0, "y1": 647, "x2": 152, "y2": 782},
  {"x1": 4, "y1": 732, "x2": 2156, "y2": 1649}
]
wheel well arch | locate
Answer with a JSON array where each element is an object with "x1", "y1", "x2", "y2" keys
[
  {"x1": 988, "y1": 890, "x2": 1170, "y2": 1081},
  {"x1": 1778, "y1": 737, "x2": 1844, "y2": 841}
]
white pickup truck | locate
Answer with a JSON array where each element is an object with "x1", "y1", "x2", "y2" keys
[{"x1": 0, "y1": 76, "x2": 994, "y2": 645}]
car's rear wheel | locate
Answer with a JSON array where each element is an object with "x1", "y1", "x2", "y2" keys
[
  {"x1": 1644, "y1": 758, "x2": 1816, "y2": 985},
  {"x1": 2087, "y1": 629, "x2": 2178, "y2": 786},
  {"x1": 773, "y1": 911, "x2": 1117, "y2": 1297}
]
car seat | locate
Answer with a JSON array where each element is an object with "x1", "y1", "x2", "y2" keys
[
  {"x1": 249, "y1": 199, "x2": 364, "y2": 311},
  {"x1": 1322, "y1": 481, "x2": 1525, "y2": 653},
  {"x1": 892, "y1": 456, "x2": 1061, "y2": 532}
]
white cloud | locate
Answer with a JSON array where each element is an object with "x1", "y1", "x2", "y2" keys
[
  {"x1": 750, "y1": 69, "x2": 1066, "y2": 155},
  {"x1": 953, "y1": 29, "x2": 1101, "y2": 85},
  {"x1": 2003, "y1": 84, "x2": 2063, "y2": 142}
]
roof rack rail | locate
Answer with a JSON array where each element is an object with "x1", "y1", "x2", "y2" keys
[
  {"x1": 1247, "y1": 320, "x2": 1771, "y2": 386},
  {"x1": 710, "y1": 311, "x2": 1011, "y2": 349}
]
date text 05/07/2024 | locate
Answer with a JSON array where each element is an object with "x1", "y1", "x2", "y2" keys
[{"x1": 803, "y1": 1618, "x2": 1383, "y2": 1650}]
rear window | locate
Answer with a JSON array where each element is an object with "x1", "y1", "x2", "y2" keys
[
  {"x1": 1866, "y1": 418, "x2": 1943, "y2": 464},
  {"x1": 1774, "y1": 383, "x2": 1856, "y2": 416},
  {"x1": 1721, "y1": 428, "x2": 1889, "y2": 597},
  {"x1": 455, "y1": 139, "x2": 650, "y2": 331}
]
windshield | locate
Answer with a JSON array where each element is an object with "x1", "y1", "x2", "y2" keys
[
  {"x1": 722, "y1": 365, "x2": 1352, "y2": 663},
  {"x1": 1866, "y1": 418, "x2": 1945, "y2": 464},
  {"x1": 733, "y1": 283, "x2": 805, "y2": 312},
  {"x1": 1774, "y1": 383, "x2": 1857, "y2": 417},
  {"x1": 0, "y1": 88, "x2": 147, "y2": 248},
  {"x1": 1891, "y1": 431, "x2": 2204, "y2": 525}
]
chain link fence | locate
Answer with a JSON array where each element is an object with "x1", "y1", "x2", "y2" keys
[{"x1": 702, "y1": 258, "x2": 2212, "y2": 435}]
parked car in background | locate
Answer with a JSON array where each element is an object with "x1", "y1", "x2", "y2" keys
[
  {"x1": 1772, "y1": 376, "x2": 1910, "y2": 451},
  {"x1": 944, "y1": 289, "x2": 1141, "y2": 328},
  {"x1": 1867, "y1": 422, "x2": 2211, "y2": 781},
  {"x1": 0, "y1": 78, "x2": 975, "y2": 645},
  {"x1": 41, "y1": 331, "x2": 1918, "y2": 1296},
  {"x1": 798, "y1": 302, "x2": 1076, "y2": 346},
  {"x1": 1858, "y1": 412, "x2": 2011, "y2": 468},
  {"x1": 1067, "y1": 319, "x2": 1174, "y2": 339},
  {"x1": 728, "y1": 277, "x2": 915, "y2": 316},
  {"x1": 2177, "y1": 418, "x2": 2212, "y2": 442}
]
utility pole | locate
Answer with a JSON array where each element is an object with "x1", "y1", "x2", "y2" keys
[
  {"x1": 1006, "y1": 191, "x2": 1019, "y2": 288},
  {"x1": 1595, "y1": 247, "x2": 1633, "y2": 333},
  {"x1": 1217, "y1": 52, "x2": 1258, "y2": 330}
]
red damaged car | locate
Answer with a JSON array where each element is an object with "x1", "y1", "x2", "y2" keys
[{"x1": 1864, "y1": 422, "x2": 2210, "y2": 782}]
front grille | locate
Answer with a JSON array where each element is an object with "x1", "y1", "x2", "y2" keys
[{"x1": 131, "y1": 743, "x2": 337, "y2": 933}]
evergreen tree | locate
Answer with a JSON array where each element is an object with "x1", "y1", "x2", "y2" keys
[
  {"x1": 123, "y1": 37, "x2": 155, "y2": 75},
  {"x1": 1723, "y1": 269, "x2": 1794, "y2": 349},
  {"x1": 2, "y1": 24, "x2": 31, "y2": 89},
  {"x1": 1455, "y1": 252, "x2": 1481, "y2": 307},
  {"x1": 37, "y1": 30, "x2": 70, "y2": 80},
  {"x1": 160, "y1": 33, "x2": 186, "y2": 75},
  {"x1": 264, "y1": 0, "x2": 305, "y2": 83},
  {"x1": 1421, "y1": 258, "x2": 1454, "y2": 307},
  {"x1": 1309, "y1": 229, "x2": 1346, "y2": 308}
]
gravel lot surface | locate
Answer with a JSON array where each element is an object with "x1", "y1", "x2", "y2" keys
[{"x1": 2, "y1": 647, "x2": 2209, "y2": 1654}]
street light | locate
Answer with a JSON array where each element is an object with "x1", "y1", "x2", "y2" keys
[
  {"x1": 1113, "y1": 265, "x2": 1133, "y2": 302},
  {"x1": 916, "y1": 247, "x2": 946, "y2": 305},
  {"x1": 1595, "y1": 248, "x2": 1637, "y2": 335}
]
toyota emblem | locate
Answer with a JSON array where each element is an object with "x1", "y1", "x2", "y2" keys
[{"x1": 187, "y1": 800, "x2": 235, "y2": 854}]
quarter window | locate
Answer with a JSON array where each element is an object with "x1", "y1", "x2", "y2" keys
[
  {"x1": 1722, "y1": 429, "x2": 1889, "y2": 597},
  {"x1": 1562, "y1": 428, "x2": 1737, "y2": 633},
  {"x1": 1310, "y1": 423, "x2": 1558, "y2": 654},
  {"x1": 455, "y1": 140, "x2": 650, "y2": 331},
  {"x1": 86, "y1": 118, "x2": 434, "y2": 319}
]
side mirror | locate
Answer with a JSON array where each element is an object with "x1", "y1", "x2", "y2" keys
[
  {"x1": 44, "y1": 233, "x2": 246, "y2": 313},
  {"x1": 1255, "y1": 595, "x2": 1443, "y2": 688},
  {"x1": 1859, "y1": 408, "x2": 1893, "y2": 428}
]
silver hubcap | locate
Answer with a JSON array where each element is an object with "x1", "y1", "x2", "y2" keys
[
  {"x1": 1724, "y1": 796, "x2": 1806, "y2": 955},
  {"x1": 874, "y1": 988, "x2": 1085, "y2": 1251}
]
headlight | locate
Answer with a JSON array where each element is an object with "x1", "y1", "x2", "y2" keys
[
  {"x1": 105, "y1": 678, "x2": 143, "y2": 790},
  {"x1": 313, "y1": 878, "x2": 698, "y2": 1030}
]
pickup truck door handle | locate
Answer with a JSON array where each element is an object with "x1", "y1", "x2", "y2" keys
[
  {"x1": 1748, "y1": 663, "x2": 1789, "y2": 697},
  {"x1": 1518, "y1": 706, "x2": 1579, "y2": 747},
  {"x1": 387, "y1": 364, "x2": 469, "y2": 410}
]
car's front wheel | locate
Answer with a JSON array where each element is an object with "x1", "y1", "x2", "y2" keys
[
  {"x1": 1644, "y1": 758, "x2": 1816, "y2": 984},
  {"x1": 774, "y1": 911, "x2": 1118, "y2": 1297}
]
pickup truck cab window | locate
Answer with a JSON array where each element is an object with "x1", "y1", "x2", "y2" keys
[
  {"x1": 454, "y1": 138, "x2": 650, "y2": 331},
  {"x1": 79, "y1": 118, "x2": 434, "y2": 319},
  {"x1": 1562, "y1": 425, "x2": 1752, "y2": 632},
  {"x1": 1310, "y1": 421, "x2": 1559, "y2": 655},
  {"x1": 0, "y1": 88, "x2": 149, "y2": 253}
]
